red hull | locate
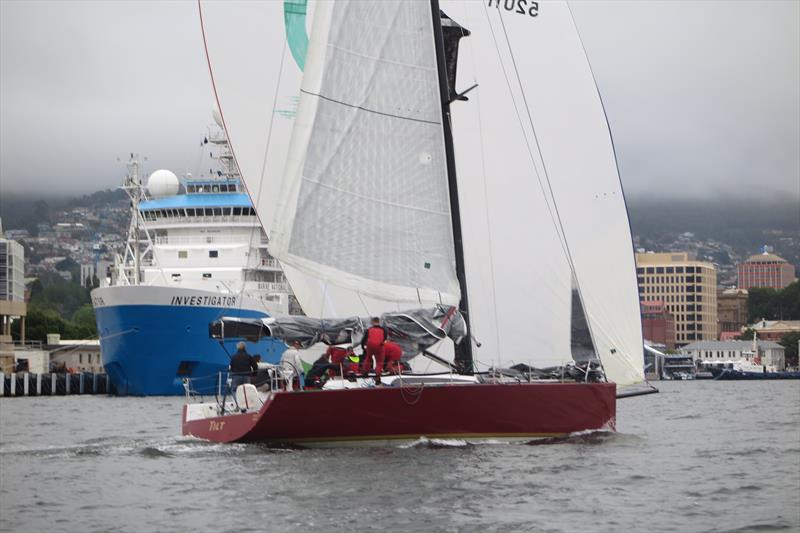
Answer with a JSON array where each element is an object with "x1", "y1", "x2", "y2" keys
[{"x1": 182, "y1": 382, "x2": 616, "y2": 445}]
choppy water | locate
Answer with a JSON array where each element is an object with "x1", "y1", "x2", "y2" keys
[{"x1": 1, "y1": 381, "x2": 798, "y2": 533}]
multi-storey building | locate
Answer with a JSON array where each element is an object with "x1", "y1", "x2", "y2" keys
[
  {"x1": 1, "y1": 233, "x2": 27, "y2": 372},
  {"x1": 640, "y1": 300, "x2": 676, "y2": 349},
  {"x1": 717, "y1": 288, "x2": 748, "y2": 339},
  {"x1": 737, "y1": 252, "x2": 796, "y2": 290},
  {"x1": 0, "y1": 237, "x2": 25, "y2": 304},
  {"x1": 636, "y1": 252, "x2": 718, "y2": 346}
]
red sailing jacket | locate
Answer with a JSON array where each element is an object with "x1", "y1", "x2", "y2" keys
[
  {"x1": 363, "y1": 326, "x2": 387, "y2": 349},
  {"x1": 383, "y1": 341, "x2": 402, "y2": 362}
]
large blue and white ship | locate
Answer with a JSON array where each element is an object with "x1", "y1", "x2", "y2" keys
[{"x1": 91, "y1": 128, "x2": 291, "y2": 395}]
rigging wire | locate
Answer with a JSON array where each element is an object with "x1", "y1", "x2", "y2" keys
[
  {"x1": 493, "y1": 8, "x2": 608, "y2": 378},
  {"x1": 481, "y1": 4, "x2": 607, "y2": 374}
]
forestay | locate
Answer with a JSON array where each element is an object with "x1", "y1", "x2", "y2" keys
[
  {"x1": 440, "y1": 0, "x2": 644, "y2": 386},
  {"x1": 269, "y1": 1, "x2": 460, "y2": 317}
]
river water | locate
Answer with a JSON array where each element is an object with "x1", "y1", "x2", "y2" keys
[{"x1": 1, "y1": 381, "x2": 798, "y2": 533}]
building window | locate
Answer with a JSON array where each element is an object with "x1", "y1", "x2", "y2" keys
[{"x1": 209, "y1": 250, "x2": 219, "y2": 258}]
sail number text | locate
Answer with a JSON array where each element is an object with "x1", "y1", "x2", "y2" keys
[{"x1": 488, "y1": 0, "x2": 539, "y2": 17}]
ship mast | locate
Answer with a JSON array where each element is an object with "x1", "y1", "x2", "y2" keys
[{"x1": 431, "y1": 0, "x2": 473, "y2": 374}]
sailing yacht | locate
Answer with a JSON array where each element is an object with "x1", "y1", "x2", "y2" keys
[{"x1": 182, "y1": 0, "x2": 648, "y2": 445}]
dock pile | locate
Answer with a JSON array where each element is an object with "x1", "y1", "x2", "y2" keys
[{"x1": 0, "y1": 372, "x2": 117, "y2": 396}]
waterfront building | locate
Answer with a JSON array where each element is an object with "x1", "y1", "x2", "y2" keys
[
  {"x1": 641, "y1": 300, "x2": 675, "y2": 349},
  {"x1": 46, "y1": 334, "x2": 104, "y2": 374},
  {"x1": 737, "y1": 251, "x2": 796, "y2": 290},
  {"x1": 680, "y1": 339, "x2": 785, "y2": 371},
  {"x1": 717, "y1": 288, "x2": 748, "y2": 339},
  {"x1": 749, "y1": 320, "x2": 800, "y2": 342},
  {"x1": 0, "y1": 233, "x2": 27, "y2": 372},
  {"x1": 636, "y1": 252, "x2": 718, "y2": 346}
]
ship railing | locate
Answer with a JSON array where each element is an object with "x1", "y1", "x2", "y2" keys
[
  {"x1": 153, "y1": 232, "x2": 256, "y2": 245},
  {"x1": 148, "y1": 215, "x2": 259, "y2": 228},
  {"x1": 183, "y1": 365, "x2": 297, "y2": 414}
]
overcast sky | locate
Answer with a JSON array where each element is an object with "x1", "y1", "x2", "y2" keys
[{"x1": 1, "y1": 0, "x2": 798, "y2": 201}]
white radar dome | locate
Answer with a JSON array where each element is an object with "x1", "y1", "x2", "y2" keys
[
  {"x1": 212, "y1": 104, "x2": 224, "y2": 128},
  {"x1": 147, "y1": 169, "x2": 180, "y2": 198}
]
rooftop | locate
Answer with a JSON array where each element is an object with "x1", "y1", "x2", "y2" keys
[
  {"x1": 139, "y1": 193, "x2": 252, "y2": 211},
  {"x1": 680, "y1": 340, "x2": 783, "y2": 351},
  {"x1": 743, "y1": 252, "x2": 788, "y2": 264}
]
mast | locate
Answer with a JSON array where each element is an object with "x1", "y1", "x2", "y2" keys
[{"x1": 430, "y1": 0, "x2": 473, "y2": 374}]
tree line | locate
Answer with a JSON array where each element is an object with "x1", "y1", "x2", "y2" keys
[{"x1": 11, "y1": 271, "x2": 97, "y2": 343}]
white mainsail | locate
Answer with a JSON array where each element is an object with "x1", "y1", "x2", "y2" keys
[
  {"x1": 442, "y1": 0, "x2": 644, "y2": 385},
  {"x1": 199, "y1": 0, "x2": 309, "y2": 235},
  {"x1": 269, "y1": 1, "x2": 461, "y2": 317}
]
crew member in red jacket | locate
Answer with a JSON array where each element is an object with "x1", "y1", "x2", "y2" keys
[
  {"x1": 361, "y1": 317, "x2": 388, "y2": 384},
  {"x1": 383, "y1": 341, "x2": 403, "y2": 374}
]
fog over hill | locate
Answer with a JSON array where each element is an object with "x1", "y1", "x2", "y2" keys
[{"x1": 2, "y1": 191, "x2": 797, "y2": 270}]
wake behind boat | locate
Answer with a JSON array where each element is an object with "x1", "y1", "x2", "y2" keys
[{"x1": 184, "y1": 0, "x2": 653, "y2": 444}]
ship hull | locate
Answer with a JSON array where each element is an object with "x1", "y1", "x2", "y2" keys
[
  {"x1": 92, "y1": 285, "x2": 285, "y2": 395},
  {"x1": 711, "y1": 369, "x2": 800, "y2": 380},
  {"x1": 182, "y1": 382, "x2": 616, "y2": 446}
]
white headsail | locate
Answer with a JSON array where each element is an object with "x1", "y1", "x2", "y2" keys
[
  {"x1": 441, "y1": 0, "x2": 644, "y2": 385},
  {"x1": 199, "y1": 0, "x2": 309, "y2": 235}
]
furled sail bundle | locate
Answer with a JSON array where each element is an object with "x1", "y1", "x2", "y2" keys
[{"x1": 210, "y1": 306, "x2": 467, "y2": 362}]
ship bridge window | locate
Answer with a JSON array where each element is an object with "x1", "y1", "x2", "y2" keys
[
  {"x1": 202, "y1": 273, "x2": 212, "y2": 279},
  {"x1": 213, "y1": 207, "x2": 222, "y2": 216},
  {"x1": 178, "y1": 251, "x2": 188, "y2": 259},
  {"x1": 209, "y1": 250, "x2": 219, "y2": 258},
  {"x1": 220, "y1": 184, "x2": 229, "y2": 192},
  {"x1": 233, "y1": 207, "x2": 242, "y2": 216},
  {"x1": 212, "y1": 185, "x2": 220, "y2": 192},
  {"x1": 187, "y1": 185, "x2": 196, "y2": 193}
]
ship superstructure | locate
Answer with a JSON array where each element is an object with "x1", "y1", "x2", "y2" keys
[{"x1": 92, "y1": 132, "x2": 291, "y2": 395}]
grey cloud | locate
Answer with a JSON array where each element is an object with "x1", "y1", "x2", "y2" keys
[{"x1": 1, "y1": 0, "x2": 798, "y2": 202}]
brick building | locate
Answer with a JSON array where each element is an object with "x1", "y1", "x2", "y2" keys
[
  {"x1": 641, "y1": 300, "x2": 676, "y2": 349},
  {"x1": 737, "y1": 252, "x2": 795, "y2": 290}
]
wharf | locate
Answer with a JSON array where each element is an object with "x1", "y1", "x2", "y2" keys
[{"x1": 0, "y1": 372, "x2": 117, "y2": 397}]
